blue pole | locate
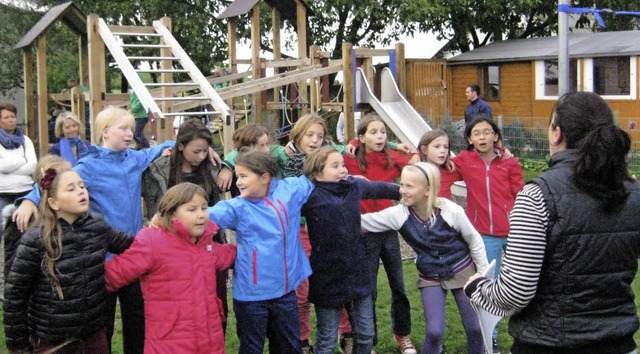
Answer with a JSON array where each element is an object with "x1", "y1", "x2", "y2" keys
[{"x1": 389, "y1": 49, "x2": 397, "y2": 80}]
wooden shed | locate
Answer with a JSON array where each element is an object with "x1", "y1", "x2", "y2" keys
[{"x1": 447, "y1": 30, "x2": 640, "y2": 131}]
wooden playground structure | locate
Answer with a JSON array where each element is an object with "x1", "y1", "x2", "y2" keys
[{"x1": 14, "y1": 0, "x2": 439, "y2": 157}]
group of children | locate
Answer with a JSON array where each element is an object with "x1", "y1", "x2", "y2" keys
[{"x1": 2, "y1": 105, "x2": 524, "y2": 354}]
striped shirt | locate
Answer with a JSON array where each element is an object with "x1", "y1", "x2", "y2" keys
[{"x1": 469, "y1": 183, "x2": 549, "y2": 317}]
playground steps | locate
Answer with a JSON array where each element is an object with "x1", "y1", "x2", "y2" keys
[{"x1": 96, "y1": 18, "x2": 233, "y2": 130}]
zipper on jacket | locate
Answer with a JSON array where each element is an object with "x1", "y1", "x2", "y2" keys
[
  {"x1": 483, "y1": 155, "x2": 499, "y2": 235},
  {"x1": 264, "y1": 198, "x2": 289, "y2": 293},
  {"x1": 252, "y1": 249, "x2": 257, "y2": 284}
]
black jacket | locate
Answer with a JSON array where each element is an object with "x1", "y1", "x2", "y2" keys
[
  {"x1": 510, "y1": 150, "x2": 640, "y2": 354},
  {"x1": 3, "y1": 212, "x2": 133, "y2": 351}
]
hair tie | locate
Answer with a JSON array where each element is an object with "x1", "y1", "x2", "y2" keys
[{"x1": 39, "y1": 168, "x2": 58, "y2": 191}]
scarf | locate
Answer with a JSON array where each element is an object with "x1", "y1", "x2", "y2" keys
[
  {"x1": 59, "y1": 136, "x2": 88, "y2": 166},
  {"x1": 0, "y1": 127, "x2": 25, "y2": 149}
]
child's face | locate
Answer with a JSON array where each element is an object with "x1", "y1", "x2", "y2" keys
[
  {"x1": 468, "y1": 121, "x2": 498, "y2": 155},
  {"x1": 62, "y1": 119, "x2": 80, "y2": 140},
  {"x1": 171, "y1": 193, "x2": 208, "y2": 238},
  {"x1": 253, "y1": 134, "x2": 270, "y2": 154},
  {"x1": 298, "y1": 123, "x2": 325, "y2": 155},
  {"x1": 47, "y1": 170, "x2": 89, "y2": 224},
  {"x1": 399, "y1": 169, "x2": 429, "y2": 208},
  {"x1": 315, "y1": 152, "x2": 348, "y2": 182},
  {"x1": 180, "y1": 138, "x2": 209, "y2": 171},
  {"x1": 235, "y1": 165, "x2": 270, "y2": 199},
  {"x1": 359, "y1": 121, "x2": 387, "y2": 153},
  {"x1": 421, "y1": 135, "x2": 449, "y2": 166},
  {"x1": 103, "y1": 117, "x2": 134, "y2": 151}
]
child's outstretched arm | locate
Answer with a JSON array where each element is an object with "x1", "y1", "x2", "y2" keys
[
  {"x1": 3, "y1": 231, "x2": 43, "y2": 352},
  {"x1": 214, "y1": 243, "x2": 237, "y2": 271},
  {"x1": 361, "y1": 204, "x2": 407, "y2": 233},
  {"x1": 99, "y1": 220, "x2": 135, "y2": 254},
  {"x1": 104, "y1": 229, "x2": 155, "y2": 292},
  {"x1": 357, "y1": 179, "x2": 401, "y2": 201}
]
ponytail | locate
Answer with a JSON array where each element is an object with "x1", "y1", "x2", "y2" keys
[{"x1": 574, "y1": 124, "x2": 631, "y2": 211}]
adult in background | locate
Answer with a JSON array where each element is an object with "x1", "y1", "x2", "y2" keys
[
  {"x1": 464, "y1": 84, "x2": 493, "y2": 127},
  {"x1": 465, "y1": 91, "x2": 640, "y2": 354},
  {"x1": 49, "y1": 111, "x2": 90, "y2": 166},
  {"x1": 0, "y1": 103, "x2": 37, "y2": 213}
]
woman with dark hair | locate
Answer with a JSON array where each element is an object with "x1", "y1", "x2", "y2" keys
[
  {"x1": 465, "y1": 91, "x2": 640, "y2": 354},
  {"x1": 0, "y1": 103, "x2": 37, "y2": 213}
]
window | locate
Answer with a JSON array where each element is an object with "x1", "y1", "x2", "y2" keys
[
  {"x1": 535, "y1": 59, "x2": 578, "y2": 99},
  {"x1": 479, "y1": 65, "x2": 500, "y2": 101},
  {"x1": 584, "y1": 57, "x2": 636, "y2": 99}
]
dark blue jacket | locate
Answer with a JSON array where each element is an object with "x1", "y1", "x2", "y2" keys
[
  {"x1": 302, "y1": 177, "x2": 399, "y2": 308},
  {"x1": 464, "y1": 97, "x2": 493, "y2": 126}
]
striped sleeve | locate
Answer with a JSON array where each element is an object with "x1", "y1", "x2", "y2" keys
[{"x1": 470, "y1": 183, "x2": 548, "y2": 317}]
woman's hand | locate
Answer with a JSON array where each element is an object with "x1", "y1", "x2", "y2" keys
[
  {"x1": 12, "y1": 200, "x2": 37, "y2": 233},
  {"x1": 217, "y1": 168, "x2": 233, "y2": 191}
]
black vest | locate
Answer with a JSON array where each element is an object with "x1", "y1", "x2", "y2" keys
[{"x1": 509, "y1": 150, "x2": 640, "y2": 354}]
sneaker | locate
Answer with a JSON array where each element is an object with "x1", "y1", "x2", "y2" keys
[
  {"x1": 492, "y1": 336, "x2": 500, "y2": 354},
  {"x1": 338, "y1": 333, "x2": 354, "y2": 354},
  {"x1": 394, "y1": 335, "x2": 417, "y2": 354},
  {"x1": 301, "y1": 339, "x2": 314, "y2": 354}
]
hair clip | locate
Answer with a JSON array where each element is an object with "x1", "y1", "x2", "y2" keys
[{"x1": 39, "y1": 168, "x2": 58, "y2": 191}]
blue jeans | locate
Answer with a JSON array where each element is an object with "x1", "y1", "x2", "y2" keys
[
  {"x1": 364, "y1": 230, "x2": 412, "y2": 341},
  {"x1": 134, "y1": 118, "x2": 149, "y2": 148},
  {"x1": 481, "y1": 235, "x2": 508, "y2": 278},
  {"x1": 233, "y1": 291, "x2": 302, "y2": 354},
  {"x1": 315, "y1": 296, "x2": 375, "y2": 354}
]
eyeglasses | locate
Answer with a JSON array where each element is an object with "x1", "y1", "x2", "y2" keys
[{"x1": 471, "y1": 129, "x2": 495, "y2": 137}]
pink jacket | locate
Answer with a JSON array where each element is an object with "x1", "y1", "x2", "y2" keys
[
  {"x1": 105, "y1": 221, "x2": 236, "y2": 354},
  {"x1": 452, "y1": 149, "x2": 524, "y2": 237}
]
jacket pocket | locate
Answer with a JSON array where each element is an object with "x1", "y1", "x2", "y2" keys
[{"x1": 147, "y1": 304, "x2": 179, "y2": 340}]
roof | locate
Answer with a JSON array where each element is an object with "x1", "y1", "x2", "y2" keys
[
  {"x1": 218, "y1": 0, "x2": 314, "y2": 21},
  {"x1": 14, "y1": 1, "x2": 87, "y2": 50},
  {"x1": 448, "y1": 30, "x2": 640, "y2": 66}
]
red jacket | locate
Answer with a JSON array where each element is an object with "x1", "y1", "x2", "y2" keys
[
  {"x1": 344, "y1": 149, "x2": 410, "y2": 213},
  {"x1": 452, "y1": 149, "x2": 524, "y2": 237},
  {"x1": 105, "y1": 221, "x2": 236, "y2": 354},
  {"x1": 438, "y1": 164, "x2": 462, "y2": 200}
]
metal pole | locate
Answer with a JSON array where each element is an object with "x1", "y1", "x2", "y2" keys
[{"x1": 558, "y1": 0, "x2": 570, "y2": 95}]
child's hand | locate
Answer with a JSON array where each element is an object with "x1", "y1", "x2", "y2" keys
[
  {"x1": 446, "y1": 159, "x2": 456, "y2": 173},
  {"x1": 208, "y1": 147, "x2": 221, "y2": 166},
  {"x1": 12, "y1": 200, "x2": 38, "y2": 233},
  {"x1": 285, "y1": 141, "x2": 296, "y2": 158},
  {"x1": 408, "y1": 154, "x2": 420, "y2": 164},
  {"x1": 345, "y1": 143, "x2": 356, "y2": 158},
  {"x1": 503, "y1": 148, "x2": 514, "y2": 159},
  {"x1": 217, "y1": 167, "x2": 233, "y2": 191},
  {"x1": 396, "y1": 143, "x2": 412, "y2": 155},
  {"x1": 148, "y1": 213, "x2": 162, "y2": 228},
  {"x1": 464, "y1": 272, "x2": 484, "y2": 288},
  {"x1": 161, "y1": 148, "x2": 172, "y2": 157}
]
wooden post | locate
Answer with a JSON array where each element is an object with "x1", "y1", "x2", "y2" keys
[
  {"x1": 78, "y1": 35, "x2": 89, "y2": 140},
  {"x1": 36, "y1": 36, "x2": 48, "y2": 157},
  {"x1": 225, "y1": 20, "x2": 237, "y2": 155},
  {"x1": 296, "y1": 1, "x2": 308, "y2": 114},
  {"x1": 272, "y1": 8, "x2": 281, "y2": 107},
  {"x1": 70, "y1": 85, "x2": 86, "y2": 140},
  {"x1": 394, "y1": 42, "x2": 406, "y2": 96},
  {"x1": 251, "y1": 4, "x2": 262, "y2": 124},
  {"x1": 159, "y1": 16, "x2": 173, "y2": 142},
  {"x1": 22, "y1": 48, "x2": 35, "y2": 140},
  {"x1": 309, "y1": 45, "x2": 319, "y2": 112},
  {"x1": 342, "y1": 42, "x2": 354, "y2": 143},
  {"x1": 87, "y1": 14, "x2": 106, "y2": 144}
]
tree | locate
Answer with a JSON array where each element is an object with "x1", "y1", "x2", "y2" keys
[
  {"x1": 0, "y1": 4, "x2": 39, "y2": 95},
  {"x1": 402, "y1": 0, "x2": 640, "y2": 53}
]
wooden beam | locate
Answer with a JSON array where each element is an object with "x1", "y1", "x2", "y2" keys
[
  {"x1": 159, "y1": 16, "x2": 173, "y2": 142},
  {"x1": 263, "y1": 58, "x2": 311, "y2": 68},
  {"x1": 342, "y1": 42, "x2": 355, "y2": 143},
  {"x1": 272, "y1": 8, "x2": 281, "y2": 106},
  {"x1": 109, "y1": 25, "x2": 156, "y2": 34},
  {"x1": 170, "y1": 64, "x2": 343, "y2": 112},
  {"x1": 227, "y1": 20, "x2": 238, "y2": 127},
  {"x1": 22, "y1": 48, "x2": 35, "y2": 140},
  {"x1": 354, "y1": 48, "x2": 392, "y2": 58},
  {"x1": 36, "y1": 36, "x2": 48, "y2": 157},
  {"x1": 251, "y1": 5, "x2": 262, "y2": 124},
  {"x1": 309, "y1": 45, "x2": 319, "y2": 112},
  {"x1": 395, "y1": 42, "x2": 406, "y2": 96},
  {"x1": 296, "y1": 0, "x2": 308, "y2": 115},
  {"x1": 87, "y1": 14, "x2": 106, "y2": 143}
]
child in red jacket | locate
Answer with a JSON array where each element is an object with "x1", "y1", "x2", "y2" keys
[{"x1": 105, "y1": 183, "x2": 236, "y2": 354}]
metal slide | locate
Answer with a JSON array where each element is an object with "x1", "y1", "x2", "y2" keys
[{"x1": 355, "y1": 67, "x2": 431, "y2": 150}]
